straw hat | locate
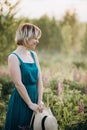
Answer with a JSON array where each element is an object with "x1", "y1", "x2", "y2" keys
[{"x1": 33, "y1": 107, "x2": 58, "y2": 130}]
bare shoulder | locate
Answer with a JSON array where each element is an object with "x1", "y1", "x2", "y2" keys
[{"x1": 8, "y1": 53, "x2": 19, "y2": 65}]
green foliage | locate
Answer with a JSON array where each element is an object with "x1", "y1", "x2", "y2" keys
[
  {"x1": 43, "y1": 79, "x2": 87, "y2": 130},
  {"x1": 32, "y1": 15, "x2": 63, "y2": 51},
  {"x1": 72, "y1": 61, "x2": 87, "y2": 69},
  {"x1": 63, "y1": 79, "x2": 85, "y2": 94},
  {"x1": 0, "y1": 0, "x2": 20, "y2": 64},
  {"x1": 0, "y1": 72, "x2": 87, "y2": 130},
  {"x1": 0, "y1": 75, "x2": 14, "y2": 130},
  {"x1": 0, "y1": 75, "x2": 14, "y2": 100}
]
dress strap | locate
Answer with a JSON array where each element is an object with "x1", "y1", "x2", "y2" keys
[
  {"x1": 30, "y1": 51, "x2": 36, "y2": 63},
  {"x1": 11, "y1": 52, "x2": 22, "y2": 63}
]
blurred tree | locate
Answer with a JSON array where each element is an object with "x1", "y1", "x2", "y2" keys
[
  {"x1": 0, "y1": 0, "x2": 20, "y2": 64},
  {"x1": 82, "y1": 24, "x2": 87, "y2": 54},
  {"x1": 32, "y1": 15, "x2": 63, "y2": 51},
  {"x1": 47, "y1": 17, "x2": 63, "y2": 51},
  {"x1": 0, "y1": 1, "x2": 86, "y2": 63},
  {"x1": 35, "y1": 15, "x2": 52, "y2": 50},
  {"x1": 61, "y1": 10, "x2": 80, "y2": 53}
]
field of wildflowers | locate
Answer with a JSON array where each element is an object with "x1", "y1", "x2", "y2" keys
[
  {"x1": 0, "y1": 51, "x2": 87, "y2": 130},
  {"x1": 39, "y1": 51, "x2": 87, "y2": 129}
]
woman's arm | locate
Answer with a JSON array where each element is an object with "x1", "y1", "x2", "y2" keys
[{"x1": 8, "y1": 54, "x2": 39, "y2": 111}]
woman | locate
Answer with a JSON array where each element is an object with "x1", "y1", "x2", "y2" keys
[{"x1": 4, "y1": 23, "x2": 44, "y2": 130}]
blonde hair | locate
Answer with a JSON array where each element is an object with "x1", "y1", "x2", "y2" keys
[{"x1": 15, "y1": 23, "x2": 41, "y2": 45}]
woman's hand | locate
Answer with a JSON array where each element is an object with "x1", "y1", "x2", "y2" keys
[
  {"x1": 29, "y1": 102, "x2": 39, "y2": 112},
  {"x1": 38, "y1": 101, "x2": 44, "y2": 112}
]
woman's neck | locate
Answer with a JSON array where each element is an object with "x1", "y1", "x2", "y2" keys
[{"x1": 15, "y1": 45, "x2": 29, "y2": 54}]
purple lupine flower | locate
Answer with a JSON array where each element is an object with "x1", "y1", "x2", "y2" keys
[
  {"x1": 78, "y1": 99, "x2": 84, "y2": 113},
  {"x1": 57, "y1": 81, "x2": 63, "y2": 102}
]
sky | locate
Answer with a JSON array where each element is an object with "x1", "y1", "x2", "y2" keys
[{"x1": 3, "y1": 0, "x2": 87, "y2": 22}]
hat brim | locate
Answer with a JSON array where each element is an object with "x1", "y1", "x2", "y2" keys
[{"x1": 33, "y1": 107, "x2": 58, "y2": 130}]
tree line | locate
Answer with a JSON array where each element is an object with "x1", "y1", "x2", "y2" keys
[{"x1": 0, "y1": 0, "x2": 87, "y2": 64}]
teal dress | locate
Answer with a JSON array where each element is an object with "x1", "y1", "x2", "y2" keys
[{"x1": 4, "y1": 51, "x2": 38, "y2": 130}]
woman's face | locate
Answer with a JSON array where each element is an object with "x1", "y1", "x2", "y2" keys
[{"x1": 26, "y1": 38, "x2": 39, "y2": 50}]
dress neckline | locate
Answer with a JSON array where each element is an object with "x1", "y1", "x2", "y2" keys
[{"x1": 12, "y1": 51, "x2": 35, "y2": 64}]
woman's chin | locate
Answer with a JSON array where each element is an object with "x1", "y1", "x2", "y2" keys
[{"x1": 30, "y1": 46, "x2": 36, "y2": 50}]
